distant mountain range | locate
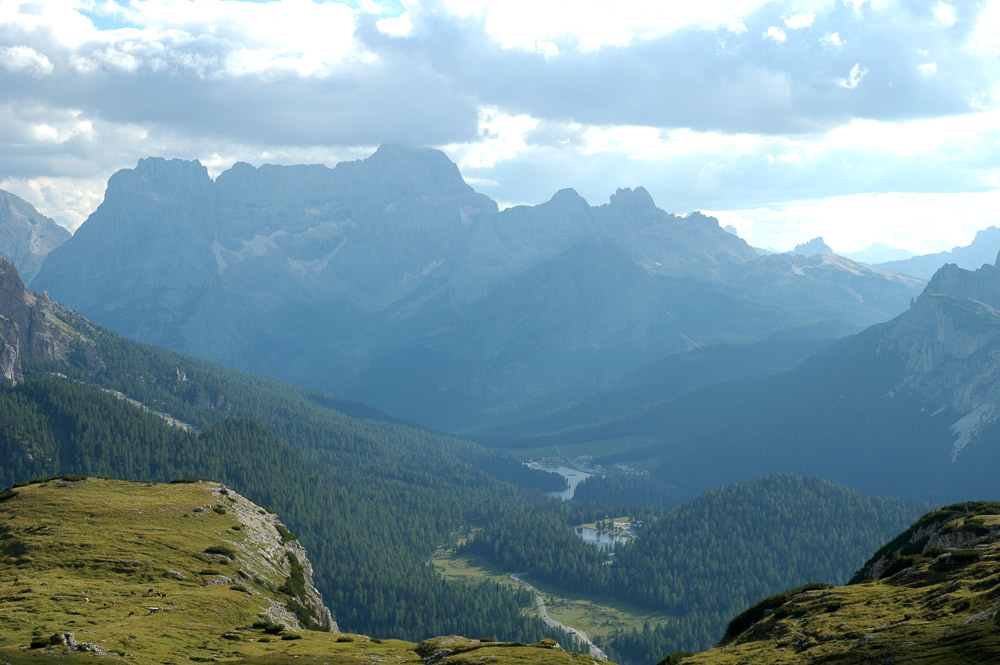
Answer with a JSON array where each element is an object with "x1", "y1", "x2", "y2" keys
[
  {"x1": 784, "y1": 228, "x2": 1000, "y2": 278},
  {"x1": 27, "y1": 146, "x2": 923, "y2": 429},
  {"x1": 876, "y1": 226, "x2": 1000, "y2": 279},
  {"x1": 844, "y1": 242, "x2": 915, "y2": 265},
  {"x1": 499, "y1": 252, "x2": 1000, "y2": 503},
  {"x1": 788, "y1": 237, "x2": 915, "y2": 264}
]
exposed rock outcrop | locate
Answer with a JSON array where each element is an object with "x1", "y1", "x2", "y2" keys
[
  {"x1": 0, "y1": 256, "x2": 100, "y2": 384},
  {"x1": 209, "y1": 483, "x2": 336, "y2": 632}
]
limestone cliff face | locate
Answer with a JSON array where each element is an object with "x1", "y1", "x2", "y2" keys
[
  {"x1": 0, "y1": 190, "x2": 70, "y2": 283},
  {"x1": 208, "y1": 482, "x2": 337, "y2": 632},
  {"x1": 0, "y1": 256, "x2": 100, "y2": 384},
  {"x1": 877, "y1": 253, "x2": 1000, "y2": 461}
]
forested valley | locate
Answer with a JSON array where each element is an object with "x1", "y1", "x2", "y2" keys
[
  {"x1": 0, "y1": 315, "x2": 927, "y2": 665},
  {"x1": 461, "y1": 474, "x2": 929, "y2": 663}
]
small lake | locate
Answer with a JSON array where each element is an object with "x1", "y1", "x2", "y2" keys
[
  {"x1": 575, "y1": 526, "x2": 628, "y2": 551},
  {"x1": 544, "y1": 466, "x2": 593, "y2": 501}
]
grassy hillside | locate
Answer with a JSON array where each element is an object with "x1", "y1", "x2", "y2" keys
[
  {"x1": 0, "y1": 477, "x2": 601, "y2": 665},
  {"x1": 677, "y1": 502, "x2": 1000, "y2": 664}
]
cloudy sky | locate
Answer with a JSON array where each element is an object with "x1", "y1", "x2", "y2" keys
[{"x1": 1, "y1": 0, "x2": 999, "y2": 254}]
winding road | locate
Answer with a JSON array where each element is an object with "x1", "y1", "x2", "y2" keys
[{"x1": 510, "y1": 573, "x2": 608, "y2": 661}]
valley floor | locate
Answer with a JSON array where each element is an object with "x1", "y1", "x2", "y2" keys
[{"x1": 431, "y1": 546, "x2": 675, "y2": 655}]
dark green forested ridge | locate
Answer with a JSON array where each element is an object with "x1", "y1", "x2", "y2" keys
[{"x1": 462, "y1": 474, "x2": 930, "y2": 664}]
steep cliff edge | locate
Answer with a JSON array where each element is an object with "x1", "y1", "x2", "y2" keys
[
  {"x1": 0, "y1": 477, "x2": 334, "y2": 663},
  {"x1": 0, "y1": 255, "x2": 100, "y2": 383}
]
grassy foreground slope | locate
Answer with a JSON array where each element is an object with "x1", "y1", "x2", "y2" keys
[
  {"x1": 0, "y1": 476, "x2": 601, "y2": 665},
  {"x1": 678, "y1": 502, "x2": 1000, "y2": 665}
]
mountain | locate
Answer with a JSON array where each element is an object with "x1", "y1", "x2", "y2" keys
[
  {"x1": 0, "y1": 189, "x2": 70, "y2": 283},
  {"x1": 677, "y1": 501, "x2": 1000, "y2": 664},
  {"x1": 500, "y1": 252, "x2": 1000, "y2": 503},
  {"x1": 791, "y1": 237, "x2": 833, "y2": 256},
  {"x1": 877, "y1": 226, "x2": 1000, "y2": 279},
  {"x1": 33, "y1": 147, "x2": 923, "y2": 430},
  {"x1": 0, "y1": 477, "x2": 596, "y2": 665},
  {"x1": 843, "y1": 242, "x2": 914, "y2": 265}
]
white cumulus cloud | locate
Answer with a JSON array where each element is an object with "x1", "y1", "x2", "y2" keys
[
  {"x1": 0, "y1": 45, "x2": 54, "y2": 76},
  {"x1": 436, "y1": 0, "x2": 770, "y2": 52},
  {"x1": 784, "y1": 12, "x2": 815, "y2": 29},
  {"x1": 934, "y1": 2, "x2": 957, "y2": 27},
  {"x1": 765, "y1": 26, "x2": 787, "y2": 42},
  {"x1": 837, "y1": 62, "x2": 868, "y2": 89}
]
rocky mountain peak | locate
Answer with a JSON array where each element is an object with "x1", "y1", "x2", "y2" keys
[
  {"x1": 792, "y1": 237, "x2": 833, "y2": 256},
  {"x1": 545, "y1": 187, "x2": 589, "y2": 210},
  {"x1": 351, "y1": 144, "x2": 486, "y2": 200},
  {"x1": 95, "y1": 157, "x2": 216, "y2": 239},
  {"x1": 608, "y1": 186, "x2": 656, "y2": 214},
  {"x1": 684, "y1": 211, "x2": 724, "y2": 229},
  {"x1": 921, "y1": 253, "x2": 1000, "y2": 310},
  {"x1": 875, "y1": 253, "x2": 1000, "y2": 462},
  {"x1": 128, "y1": 156, "x2": 212, "y2": 189}
]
